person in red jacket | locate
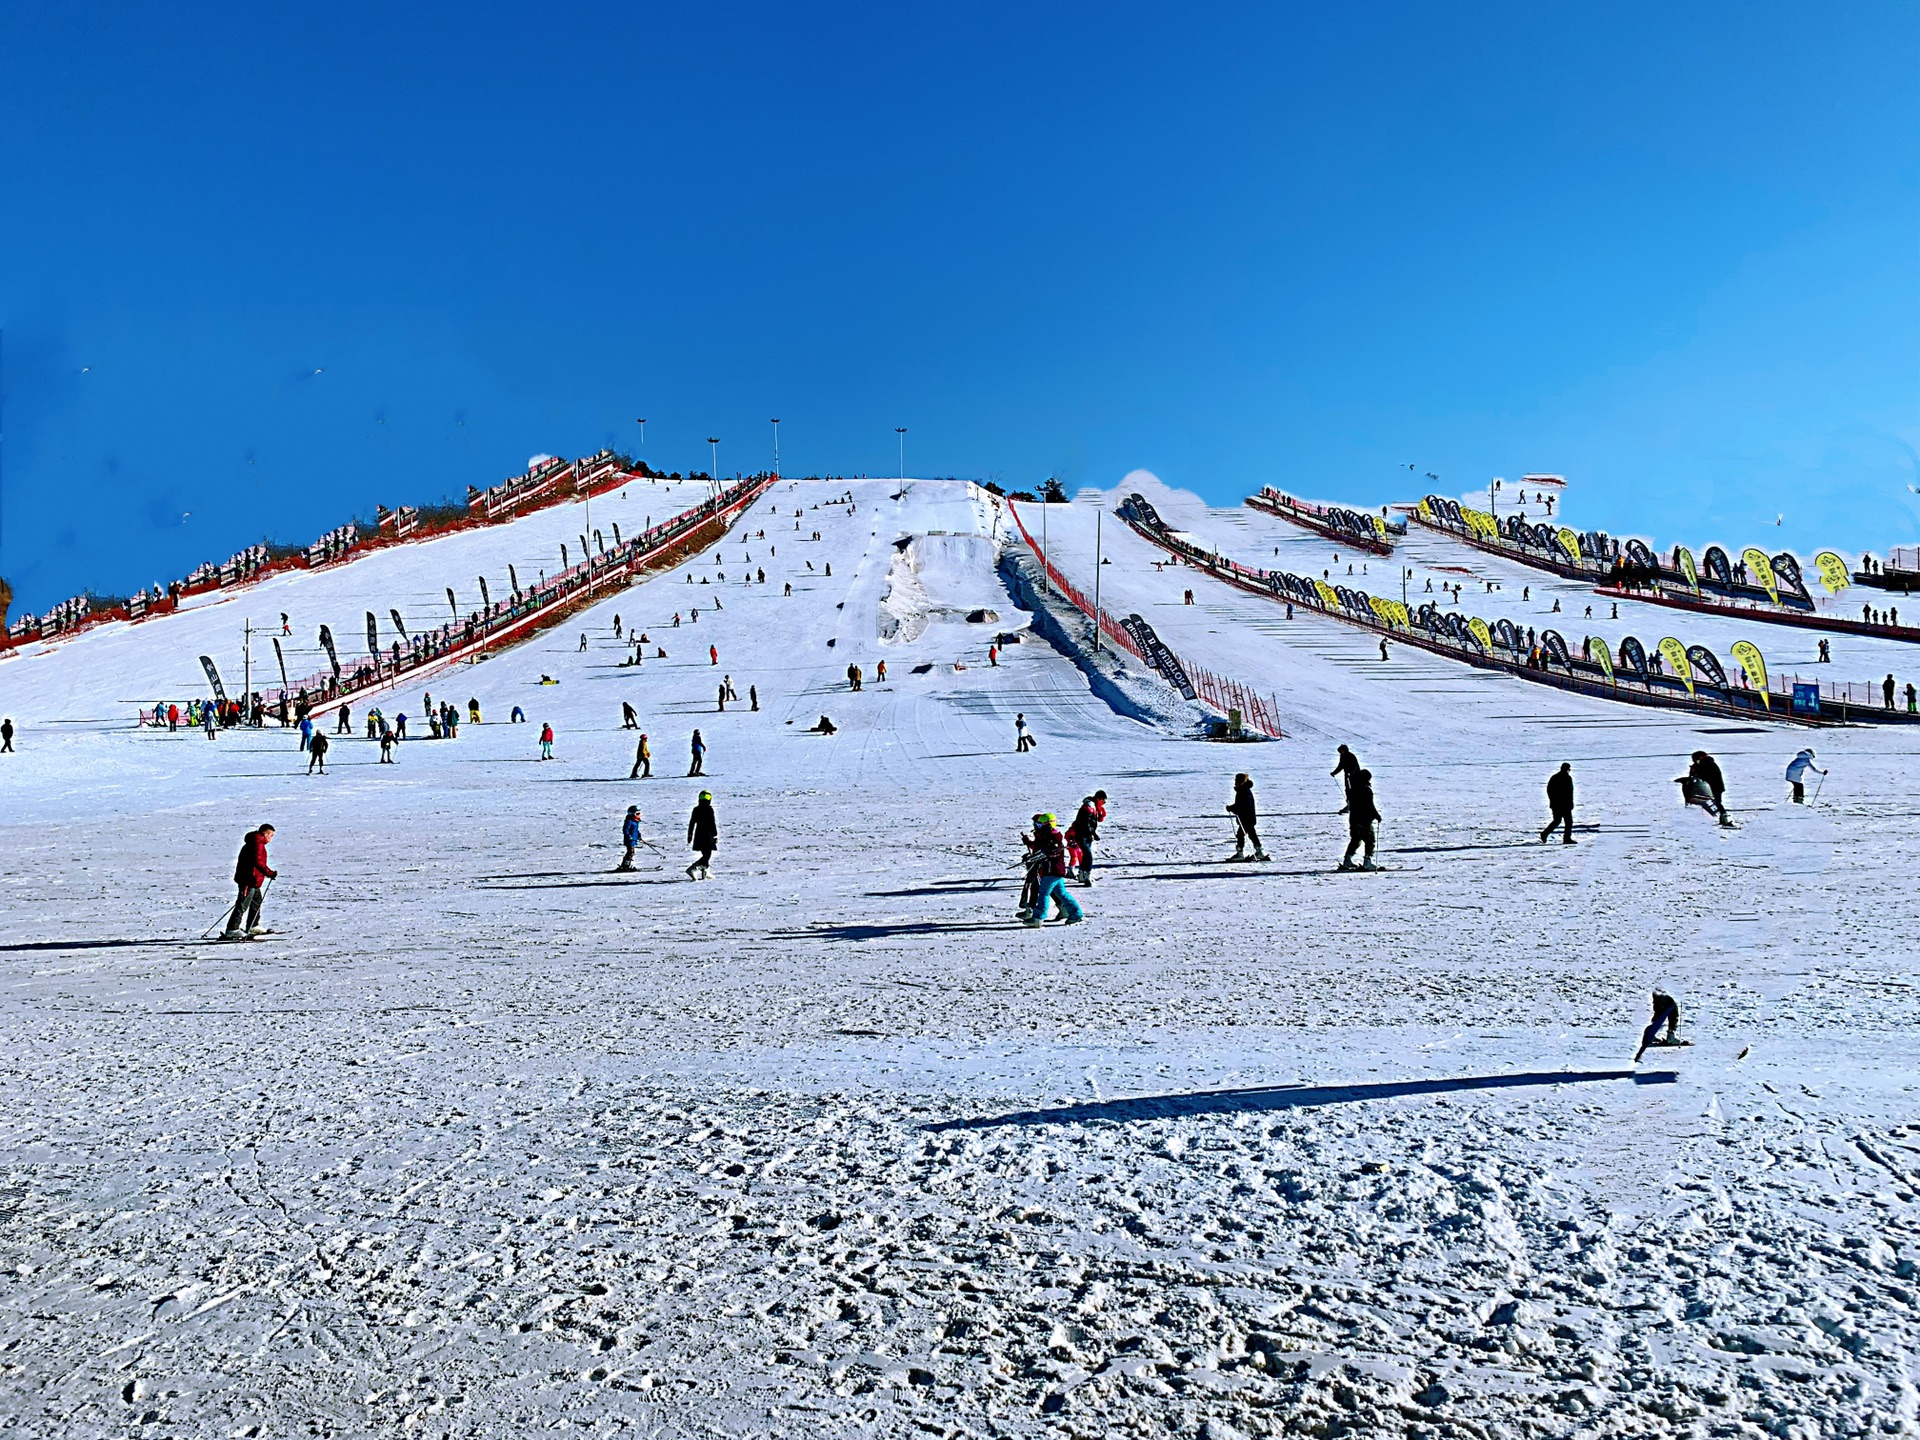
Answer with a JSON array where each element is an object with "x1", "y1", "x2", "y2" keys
[{"x1": 224, "y1": 824, "x2": 277, "y2": 937}]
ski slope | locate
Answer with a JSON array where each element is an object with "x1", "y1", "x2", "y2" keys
[{"x1": 3, "y1": 475, "x2": 1919, "y2": 1438}]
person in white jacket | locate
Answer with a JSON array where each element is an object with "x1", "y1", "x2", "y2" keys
[{"x1": 1785, "y1": 748, "x2": 1826, "y2": 804}]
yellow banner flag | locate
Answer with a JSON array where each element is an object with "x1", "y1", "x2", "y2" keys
[
  {"x1": 1417, "y1": 497, "x2": 1434, "y2": 524},
  {"x1": 1369, "y1": 595, "x2": 1396, "y2": 626},
  {"x1": 1589, "y1": 636, "x2": 1614, "y2": 682},
  {"x1": 1313, "y1": 579, "x2": 1340, "y2": 610},
  {"x1": 1556, "y1": 526, "x2": 1583, "y2": 567},
  {"x1": 1468, "y1": 617, "x2": 1493, "y2": 650},
  {"x1": 1741, "y1": 547, "x2": 1778, "y2": 604},
  {"x1": 1370, "y1": 513, "x2": 1387, "y2": 539},
  {"x1": 1813, "y1": 550, "x2": 1851, "y2": 595},
  {"x1": 1460, "y1": 506, "x2": 1496, "y2": 539},
  {"x1": 1658, "y1": 637, "x2": 1694, "y2": 695},
  {"x1": 1730, "y1": 639, "x2": 1769, "y2": 710},
  {"x1": 1675, "y1": 546, "x2": 1700, "y2": 592}
]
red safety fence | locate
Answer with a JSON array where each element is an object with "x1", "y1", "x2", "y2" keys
[{"x1": 1006, "y1": 501, "x2": 1285, "y2": 738}]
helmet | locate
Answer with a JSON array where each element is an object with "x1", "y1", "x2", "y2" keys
[
  {"x1": 699, "y1": 790, "x2": 712, "y2": 801},
  {"x1": 1040, "y1": 813, "x2": 1057, "y2": 827}
]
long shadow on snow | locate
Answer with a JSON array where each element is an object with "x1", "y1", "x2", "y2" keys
[
  {"x1": 0, "y1": 937, "x2": 208, "y2": 954},
  {"x1": 774, "y1": 920, "x2": 1045, "y2": 942},
  {"x1": 929, "y1": 1069, "x2": 1679, "y2": 1131}
]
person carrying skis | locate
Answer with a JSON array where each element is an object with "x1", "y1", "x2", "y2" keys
[
  {"x1": 631, "y1": 732, "x2": 652, "y2": 779},
  {"x1": 1540, "y1": 762, "x2": 1575, "y2": 844},
  {"x1": 617, "y1": 806, "x2": 643, "y2": 872},
  {"x1": 1339, "y1": 769, "x2": 1381, "y2": 870},
  {"x1": 223, "y1": 823, "x2": 277, "y2": 937},
  {"x1": 539, "y1": 723, "x2": 555, "y2": 760},
  {"x1": 1227, "y1": 773, "x2": 1267, "y2": 862},
  {"x1": 1069, "y1": 791, "x2": 1108, "y2": 885},
  {"x1": 689, "y1": 729, "x2": 707, "y2": 776},
  {"x1": 1634, "y1": 990, "x2": 1682, "y2": 1062},
  {"x1": 1020, "y1": 814, "x2": 1084, "y2": 927},
  {"x1": 307, "y1": 729, "x2": 330, "y2": 774},
  {"x1": 686, "y1": 791, "x2": 717, "y2": 879},
  {"x1": 1785, "y1": 748, "x2": 1826, "y2": 804}
]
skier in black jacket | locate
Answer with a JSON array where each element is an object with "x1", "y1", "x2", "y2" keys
[
  {"x1": 1227, "y1": 774, "x2": 1266, "y2": 862},
  {"x1": 686, "y1": 791, "x2": 718, "y2": 880},
  {"x1": 1339, "y1": 769, "x2": 1381, "y2": 870},
  {"x1": 1541, "y1": 762, "x2": 1575, "y2": 844}
]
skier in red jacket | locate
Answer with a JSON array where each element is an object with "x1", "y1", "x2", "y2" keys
[{"x1": 224, "y1": 824, "x2": 278, "y2": 938}]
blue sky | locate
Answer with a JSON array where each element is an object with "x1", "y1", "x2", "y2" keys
[{"x1": 3, "y1": 2, "x2": 1916, "y2": 612}]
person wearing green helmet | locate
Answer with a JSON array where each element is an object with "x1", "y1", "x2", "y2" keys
[
  {"x1": 1019, "y1": 813, "x2": 1083, "y2": 927},
  {"x1": 686, "y1": 790, "x2": 718, "y2": 880}
]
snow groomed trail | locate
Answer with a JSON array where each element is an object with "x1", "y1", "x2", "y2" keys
[{"x1": 3, "y1": 476, "x2": 1920, "y2": 1438}]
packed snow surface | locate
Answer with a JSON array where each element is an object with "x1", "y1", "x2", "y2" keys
[{"x1": 3, "y1": 476, "x2": 1919, "y2": 1438}]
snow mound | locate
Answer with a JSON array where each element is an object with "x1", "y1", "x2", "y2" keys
[{"x1": 877, "y1": 531, "x2": 1004, "y2": 643}]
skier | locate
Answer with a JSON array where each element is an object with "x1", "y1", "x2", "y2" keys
[
  {"x1": 1379, "y1": 638, "x2": 1389, "y2": 661},
  {"x1": 337, "y1": 704, "x2": 351, "y2": 734},
  {"x1": 613, "y1": 615, "x2": 622, "y2": 637},
  {"x1": 1330, "y1": 744, "x2": 1360, "y2": 798},
  {"x1": 580, "y1": 633, "x2": 588, "y2": 652},
  {"x1": 689, "y1": 728, "x2": 707, "y2": 776},
  {"x1": 1785, "y1": 748, "x2": 1826, "y2": 804},
  {"x1": 202, "y1": 704, "x2": 217, "y2": 740},
  {"x1": 1227, "y1": 773, "x2": 1267, "y2": 862},
  {"x1": 686, "y1": 791, "x2": 717, "y2": 880},
  {"x1": 1338, "y1": 769, "x2": 1381, "y2": 870},
  {"x1": 710, "y1": 644, "x2": 719, "y2": 667},
  {"x1": 298, "y1": 715, "x2": 313, "y2": 752},
  {"x1": 622, "y1": 701, "x2": 639, "y2": 730},
  {"x1": 307, "y1": 729, "x2": 330, "y2": 774},
  {"x1": 0, "y1": 717, "x2": 13, "y2": 753},
  {"x1": 378, "y1": 724, "x2": 395, "y2": 763},
  {"x1": 617, "y1": 806, "x2": 643, "y2": 872},
  {"x1": 631, "y1": 733, "x2": 652, "y2": 779},
  {"x1": 1015, "y1": 713, "x2": 1034, "y2": 753},
  {"x1": 1540, "y1": 762, "x2": 1575, "y2": 844},
  {"x1": 717, "y1": 682, "x2": 727, "y2": 712},
  {"x1": 1069, "y1": 791, "x2": 1108, "y2": 884},
  {"x1": 876, "y1": 660, "x2": 887, "y2": 683},
  {"x1": 1020, "y1": 814, "x2": 1084, "y2": 927},
  {"x1": 1633, "y1": 990, "x2": 1682, "y2": 1062},
  {"x1": 749, "y1": 684, "x2": 759, "y2": 712},
  {"x1": 989, "y1": 645, "x2": 999, "y2": 667},
  {"x1": 539, "y1": 723, "x2": 555, "y2": 760},
  {"x1": 223, "y1": 823, "x2": 278, "y2": 938},
  {"x1": 168, "y1": 703, "x2": 180, "y2": 731},
  {"x1": 1680, "y1": 750, "x2": 1732, "y2": 826}
]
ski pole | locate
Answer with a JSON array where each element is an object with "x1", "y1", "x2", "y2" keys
[{"x1": 1812, "y1": 772, "x2": 1826, "y2": 805}]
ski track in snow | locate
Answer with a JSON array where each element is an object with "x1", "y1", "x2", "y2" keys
[{"x1": 2, "y1": 477, "x2": 1918, "y2": 1438}]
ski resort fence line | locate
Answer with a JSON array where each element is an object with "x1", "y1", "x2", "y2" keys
[
  {"x1": 1005, "y1": 500, "x2": 1284, "y2": 738},
  {"x1": 261, "y1": 474, "x2": 776, "y2": 722},
  {"x1": 1115, "y1": 493, "x2": 1920, "y2": 728},
  {"x1": 1409, "y1": 494, "x2": 1920, "y2": 647},
  {"x1": 1244, "y1": 487, "x2": 1403, "y2": 555}
]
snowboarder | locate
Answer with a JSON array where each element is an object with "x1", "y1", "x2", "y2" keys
[
  {"x1": 1015, "y1": 713, "x2": 1034, "y2": 753},
  {"x1": 223, "y1": 823, "x2": 278, "y2": 938},
  {"x1": 689, "y1": 729, "x2": 707, "y2": 776},
  {"x1": 809, "y1": 716, "x2": 837, "y2": 735},
  {"x1": 1680, "y1": 751, "x2": 1732, "y2": 825},
  {"x1": 539, "y1": 723, "x2": 555, "y2": 760},
  {"x1": 1633, "y1": 991, "x2": 1682, "y2": 1062},
  {"x1": 622, "y1": 701, "x2": 639, "y2": 730},
  {"x1": 1785, "y1": 748, "x2": 1826, "y2": 803},
  {"x1": 0, "y1": 717, "x2": 12, "y2": 753},
  {"x1": 686, "y1": 791, "x2": 717, "y2": 879},
  {"x1": 1020, "y1": 814, "x2": 1084, "y2": 926},
  {"x1": 1540, "y1": 762, "x2": 1575, "y2": 844},
  {"x1": 631, "y1": 733, "x2": 652, "y2": 779},
  {"x1": 1338, "y1": 769, "x2": 1381, "y2": 870},
  {"x1": 1070, "y1": 791, "x2": 1107, "y2": 884},
  {"x1": 307, "y1": 729, "x2": 330, "y2": 774},
  {"x1": 1227, "y1": 773, "x2": 1266, "y2": 862},
  {"x1": 618, "y1": 806, "x2": 643, "y2": 872}
]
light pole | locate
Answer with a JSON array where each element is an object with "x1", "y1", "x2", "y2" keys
[
  {"x1": 707, "y1": 438, "x2": 721, "y2": 502},
  {"x1": 635, "y1": 419, "x2": 646, "y2": 466},
  {"x1": 1092, "y1": 508, "x2": 1104, "y2": 653},
  {"x1": 771, "y1": 418, "x2": 780, "y2": 477},
  {"x1": 895, "y1": 427, "x2": 906, "y2": 481}
]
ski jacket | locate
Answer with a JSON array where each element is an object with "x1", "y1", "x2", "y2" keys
[
  {"x1": 233, "y1": 830, "x2": 277, "y2": 887},
  {"x1": 310, "y1": 731, "x2": 329, "y2": 754},
  {"x1": 1070, "y1": 802, "x2": 1101, "y2": 844},
  {"x1": 687, "y1": 802, "x2": 718, "y2": 850},
  {"x1": 1546, "y1": 770, "x2": 1574, "y2": 813},
  {"x1": 1346, "y1": 779, "x2": 1381, "y2": 829},
  {"x1": 1689, "y1": 755, "x2": 1726, "y2": 797},
  {"x1": 1032, "y1": 826, "x2": 1068, "y2": 878},
  {"x1": 623, "y1": 816, "x2": 642, "y2": 846},
  {"x1": 540, "y1": 725, "x2": 554, "y2": 743},
  {"x1": 1785, "y1": 751, "x2": 1818, "y2": 783},
  {"x1": 1229, "y1": 783, "x2": 1257, "y2": 825}
]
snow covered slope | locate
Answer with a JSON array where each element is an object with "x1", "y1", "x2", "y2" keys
[{"x1": 3, "y1": 475, "x2": 1918, "y2": 1438}]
